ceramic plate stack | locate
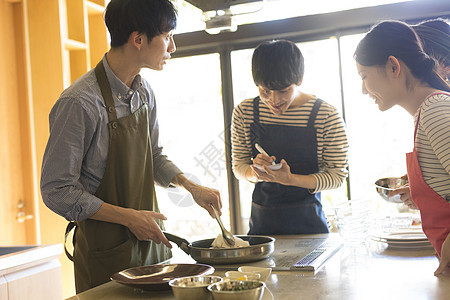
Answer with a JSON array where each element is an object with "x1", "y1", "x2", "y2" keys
[{"x1": 371, "y1": 227, "x2": 432, "y2": 249}]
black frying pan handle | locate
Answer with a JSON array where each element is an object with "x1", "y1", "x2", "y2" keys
[{"x1": 163, "y1": 232, "x2": 191, "y2": 255}]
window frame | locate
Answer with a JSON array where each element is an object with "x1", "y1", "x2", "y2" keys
[{"x1": 171, "y1": 0, "x2": 450, "y2": 233}]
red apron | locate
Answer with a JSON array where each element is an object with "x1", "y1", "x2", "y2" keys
[{"x1": 406, "y1": 94, "x2": 450, "y2": 257}]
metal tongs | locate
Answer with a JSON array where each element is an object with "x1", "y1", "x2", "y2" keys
[{"x1": 210, "y1": 203, "x2": 235, "y2": 247}]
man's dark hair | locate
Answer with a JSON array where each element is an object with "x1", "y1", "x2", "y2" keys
[
  {"x1": 105, "y1": 0, "x2": 177, "y2": 47},
  {"x1": 252, "y1": 40, "x2": 304, "y2": 90}
]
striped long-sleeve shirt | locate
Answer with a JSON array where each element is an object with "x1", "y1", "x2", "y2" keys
[
  {"x1": 415, "y1": 92, "x2": 450, "y2": 202},
  {"x1": 231, "y1": 97, "x2": 349, "y2": 193}
]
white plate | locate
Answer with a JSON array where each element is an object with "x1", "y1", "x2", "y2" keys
[
  {"x1": 384, "y1": 240, "x2": 431, "y2": 246},
  {"x1": 387, "y1": 243, "x2": 433, "y2": 249},
  {"x1": 382, "y1": 232, "x2": 428, "y2": 241},
  {"x1": 371, "y1": 228, "x2": 432, "y2": 248},
  {"x1": 254, "y1": 163, "x2": 282, "y2": 172},
  {"x1": 373, "y1": 238, "x2": 433, "y2": 249}
]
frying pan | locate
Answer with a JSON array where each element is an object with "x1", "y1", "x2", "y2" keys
[{"x1": 164, "y1": 232, "x2": 275, "y2": 264}]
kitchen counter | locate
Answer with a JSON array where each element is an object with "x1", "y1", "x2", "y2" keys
[
  {"x1": 0, "y1": 244, "x2": 63, "y2": 299},
  {"x1": 0, "y1": 244, "x2": 62, "y2": 275},
  {"x1": 67, "y1": 235, "x2": 450, "y2": 300}
]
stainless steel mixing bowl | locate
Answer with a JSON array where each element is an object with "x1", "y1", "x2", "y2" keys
[
  {"x1": 207, "y1": 280, "x2": 265, "y2": 300},
  {"x1": 374, "y1": 177, "x2": 408, "y2": 203},
  {"x1": 169, "y1": 275, "x2": 223, "y2": 300}
]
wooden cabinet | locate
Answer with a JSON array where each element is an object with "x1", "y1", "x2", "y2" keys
[
  {"x1": 1, "y1": 0, "x2": 109, "y2": 298},
  {"x1": 2, "y1": 260, "x2": 62, "y2": 300},
  {"x1": 0, "y1": 245, "x2": 63, "y2": 300}
]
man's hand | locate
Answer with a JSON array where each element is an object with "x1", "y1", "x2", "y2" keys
[
  {"x1": 126, "y1": 210, "x2": 171, "y2": 248},
  {"x1": 90, "y1": 202, "x2": 171, "y2": 248},
  {"x1": 190, "y1": 184, "x2": 222, "y2": 218},
  {"x1": 172, "y1": 174, "x2": 222, "y2": 218}
]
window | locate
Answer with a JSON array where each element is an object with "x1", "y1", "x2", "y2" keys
[
  {"x1": 231, "y1": 38, "x2": 348, "y2": 232},
  {"x1": 143, "y1": 0, "x2": 435, "y2": 236},
  {"x1": 140, "y1": 53, "x2": 230, "y2": 239},
  {"x1": 340, "y1": 34, "x2": 413, "y2": 212}
]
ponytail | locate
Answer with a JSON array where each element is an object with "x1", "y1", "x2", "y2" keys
[
  {"x1": 354, "y1": 20, "x2": 450, "y2": 92},
  {"x1": 411, "y1": 53, "x2": 450, "y2": 92}
]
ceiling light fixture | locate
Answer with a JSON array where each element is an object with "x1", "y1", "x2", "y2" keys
[
  {"x1": 184, "y1": 0, "x2": 264, "y2": 34},
  {"x1": 204, "y1": 10, "x2": 237, "y2": 34}
]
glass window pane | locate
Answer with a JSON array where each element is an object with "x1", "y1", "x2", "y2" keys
[
  {"x1": 340, "y1": 34, "x2": 413, "y2": 211},
  {"x1": 140, "y1": 54, "x2": 229, "y2": 239},
  {"x1": 230, "y1": 47, "x2": 257, "y2": 233},
  {"x1": 300, "y1": 38, "x2": 343, "y2": 115},
  {"x1": 231, "y1": 38, "x2": 347, "y2": 233}
]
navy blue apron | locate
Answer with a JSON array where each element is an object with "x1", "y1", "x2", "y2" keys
[{"x1": 248, "y1": 97, "x2": 329, "y2": 235}]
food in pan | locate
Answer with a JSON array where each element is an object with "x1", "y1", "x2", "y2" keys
[{"x1": 211, "y1": 234, "x2": 250, "y2": 248}]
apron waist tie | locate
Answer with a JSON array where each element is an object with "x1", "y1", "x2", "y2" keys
[{"x1": 64, "y1": 221, "x2": 77, "y2": 261}]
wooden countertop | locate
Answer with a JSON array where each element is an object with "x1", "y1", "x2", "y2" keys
[
  {"x1": 0, "y1": 244, "x2": 63, "y2": 276},
  {"x1": 67, "y1": 236, "x2": 450, "y2": 300}
]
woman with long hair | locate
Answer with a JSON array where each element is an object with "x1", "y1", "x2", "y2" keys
[{"x1": 354, "y1": 20, "x2": 450, "y2": 276}]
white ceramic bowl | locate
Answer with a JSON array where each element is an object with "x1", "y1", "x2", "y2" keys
[
  {"x1": 237, "y1": 266, "x2": 272, "y2": 281},
  {"x1": 225, "y1": 270, "x2": 260, "y2": 281}
]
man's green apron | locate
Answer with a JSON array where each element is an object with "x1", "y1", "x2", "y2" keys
[{"x1": 71, "y1": 61, "x2": 171, "y2": 293}]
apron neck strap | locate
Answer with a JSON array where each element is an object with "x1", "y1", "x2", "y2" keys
[
  {"x1": 253, "y1": 97, "x2": 322, "y2": 127},
  {"x1": 253, "y1": 96, "x2": 261, "y2": 124},
  {"x1": 413, "y1": 92, "x2": 450, "y2": 142},
  {"x1": 308, "y1": 98, "x2": 322, "y2": 127},
  {"x1": 95, "y1": 60, "x2": 118, "y2": 121},
  {"x1": 413, "y1": 109, "x2": 422, "y2": 143}
]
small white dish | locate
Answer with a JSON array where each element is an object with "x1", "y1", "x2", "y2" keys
[
  {"x1": 238, "y1": 266, "x2": 272, "y2": 282},
  {"x1": 225, "y1": 270, "x2": 260, "y2": 281},
  {"x1": 254, "y1": 163, "x2": 282, "y2": 172}
]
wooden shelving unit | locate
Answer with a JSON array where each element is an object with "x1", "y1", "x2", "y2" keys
[
  {"x1": 86, "y1": 1, "x2": 105, "y2": 14},
  {"x1": 11, "y1": 0, "x2": 110, "y2": 296},
  {"x1": 87, "y1": 0, "x2": 109, "y2": 71},
  {"x1": 60, "y1": 0, "x2": 109, "y2": 87}
]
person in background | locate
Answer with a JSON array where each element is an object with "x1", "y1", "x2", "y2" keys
[
  {"x1": 387, "y1": 18, "x2": 450, "y2": 210},
  {"x1": 354, "y1": 20, "x2": 450, "y2": 276},
  {"x1": 40, "y1": 0, "x2": 222, "y2": 293},
  {"x1": 231, "y1": 40, "x2": 349, "y2": 235}
]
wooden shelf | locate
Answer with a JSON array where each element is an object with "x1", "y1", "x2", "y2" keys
[
  {"x1": 58, "y1": 0, "x2": 108, "y2": 84},
  {"x1": 64, "y1": 39, "x2": 87, "y2": 50},
  {"x1": 66, "y1": 0, "x2": 86, "y2": 43},
  {"x1": 87, "y1": 0, "x2": 106, "y2": 7},
  {"x1": 68, "y1": 50, "x2": 89, "y2": 84},
  {"x1": 86, "y1": 1, "x2": 105, "y2": 15}
]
